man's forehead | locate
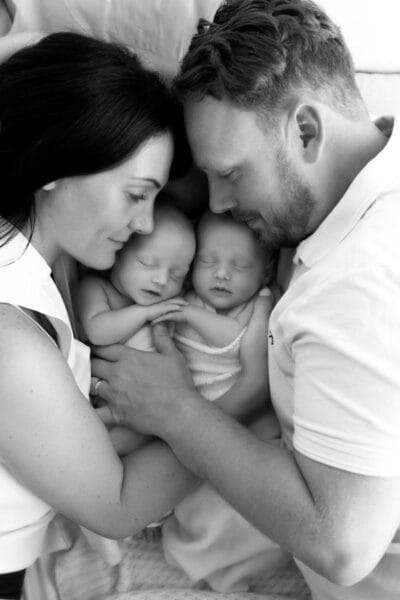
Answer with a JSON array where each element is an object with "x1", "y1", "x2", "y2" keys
[{"x1": 184, "y1": 97, "x2": 265, "y2": 168}]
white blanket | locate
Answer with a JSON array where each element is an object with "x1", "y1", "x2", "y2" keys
[{"x1": 174, "y1": 328, "x2": 245, "y2": 401}]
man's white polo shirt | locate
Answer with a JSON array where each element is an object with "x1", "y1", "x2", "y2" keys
[
  {"x1": 270, "y1": 115, "x2": 400, "y2": 476},
  {"x1": 269, "y1": 115, "x2": 400, "y2": 597}
]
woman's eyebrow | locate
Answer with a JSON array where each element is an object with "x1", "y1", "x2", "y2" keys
[{"x1": 128, "y1": 177, "x2": 161, "y2": 188}]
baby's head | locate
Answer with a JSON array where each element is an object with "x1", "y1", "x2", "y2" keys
[
  {"x1": 192, "y1": 211, "x2": 271, "y2": 311},
  {"x1": 111, "y1": 204, "x2": 196, "y2": 305}
]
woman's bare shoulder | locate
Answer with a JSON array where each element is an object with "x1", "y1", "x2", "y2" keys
[{"x1": 0, "y1": 302, "x2": 64, "y2": 366}]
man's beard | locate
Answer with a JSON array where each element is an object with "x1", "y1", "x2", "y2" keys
[{"x1": 233, "y1": 151, "x2": 316, "y2": 254}]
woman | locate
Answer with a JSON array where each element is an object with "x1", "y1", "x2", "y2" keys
[{"x1": 0, "y1": 32, "x2": 196, "y2": 599}]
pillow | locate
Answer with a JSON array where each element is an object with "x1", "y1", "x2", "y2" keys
[
  {"x1": 8, "y1": 0, "x2": 220, "y2": 75},
  {"x1": 7, "y1": 0, "x2": 400, "y2": 112},
  {"x1": 8, "y1": 0, "x2": 400, "y2": 74}
]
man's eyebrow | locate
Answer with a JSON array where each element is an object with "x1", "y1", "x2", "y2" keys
[{"x1": 128, "y1": 177, "x2": 161, "y2": 188}]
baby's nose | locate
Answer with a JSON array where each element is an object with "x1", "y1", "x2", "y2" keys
[
  {"x1": 215, "y1": 265, "x2": 230, "y2": 280},
  {"x1": 152, "y1": 270, "x2": 168, "y2": 286}
]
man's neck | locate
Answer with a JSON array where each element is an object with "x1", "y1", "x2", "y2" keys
[{"x1": 320, "y1": 114, "x2": 389, "y2": 222}]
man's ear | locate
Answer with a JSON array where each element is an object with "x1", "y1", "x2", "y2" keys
[
  {"x1": 42, "y1": 181, "x2": 57, "y2": 191},
  {"x1": 294, "y1": 104, "x2": 324, "y2": 164}
]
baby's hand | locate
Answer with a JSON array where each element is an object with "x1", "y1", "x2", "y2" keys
[
  {"x1": 146, "y1": 297, "x2": 187, "y2": 321},
  {"x1": 151, "y1": 304, "x2": 192, "y2": 325}
]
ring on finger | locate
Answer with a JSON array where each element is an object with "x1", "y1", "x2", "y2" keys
[{"x1": 94, "y1": 379, "x2": 104, "y2": 396}]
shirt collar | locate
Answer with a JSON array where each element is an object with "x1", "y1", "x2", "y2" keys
[{"x1": 294, "y1": 115, "x2": 399, "y2": 268}]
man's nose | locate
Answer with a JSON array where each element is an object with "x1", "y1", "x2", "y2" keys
[{"x1": 208, "y1": 179, "x2": 236, "y2": 214}]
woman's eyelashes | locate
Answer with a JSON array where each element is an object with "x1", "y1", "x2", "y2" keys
[{"x1": 126, "y1": 191, "x2": 147, "y2": 203}]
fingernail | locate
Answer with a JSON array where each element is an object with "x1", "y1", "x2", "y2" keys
[{"x1": 259, "y1": 288, "x2": 271, "y2": 297}]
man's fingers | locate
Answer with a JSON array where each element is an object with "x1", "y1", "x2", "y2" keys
[
  {"x1": 95, "y1": 405, "x2": 120, "y2": 426},
  {"x1": 152, "y1": 323, "x2": 179, "y2": 355},
  {"x1": 91, "y1": 358, "x2": 113, "y2": 381},
  {"x1": 91, "y1": 343, "x2": 124, "y2": 361}
]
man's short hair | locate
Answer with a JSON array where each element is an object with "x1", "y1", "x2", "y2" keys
[{"x1": 174, "y1": 0, "x2": 364, "y2": 119}]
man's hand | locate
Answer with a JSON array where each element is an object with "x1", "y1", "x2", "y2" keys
[{"x1": 92, "y1": 323, "x2": 198, "y2": 436}]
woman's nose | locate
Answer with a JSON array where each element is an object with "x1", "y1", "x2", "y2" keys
[{"x1": 130, "y1": 210, "x2": 154, "y2": 235}]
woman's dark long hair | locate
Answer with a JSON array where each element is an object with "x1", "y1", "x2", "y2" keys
[{"x1": 0, "y1": 32, "x2": 188, "y2": 245}]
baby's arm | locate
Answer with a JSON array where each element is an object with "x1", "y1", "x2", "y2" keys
[
  {"x1": 179, "y1": 304, "x2": 244, "y2": 346},
  {"x1": 153, "y1": 291, "x2": 260, "y2": 347},
  {"x1": 78, "y1": 275, "x2": 185, "y2": 345},
  {"x1": 153, "y1": 295, "x2": 245, "y2": 347},
  {"x1": 215, "y1": 290, "x2": 274, "y2": 422}
]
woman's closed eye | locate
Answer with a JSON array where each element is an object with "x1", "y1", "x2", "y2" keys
[{"x1": 126, "y1": 191, "x2": 146, "y2": 203}]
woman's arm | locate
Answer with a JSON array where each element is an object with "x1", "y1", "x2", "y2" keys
[
  {"x1": 78, "y1": 275, "x2": 186, "y2": 345},
  {"x1": 0, "y1": 305, "x2": 196, "y2": 537}
]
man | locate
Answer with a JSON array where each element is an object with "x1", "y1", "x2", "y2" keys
[{"x1": 93, "y1": 1, "x2": 400, "y2": 597}]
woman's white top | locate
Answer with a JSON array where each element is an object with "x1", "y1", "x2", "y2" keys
[{"x1": 0, "y1": 230, "x2": 90, "y2": 573}]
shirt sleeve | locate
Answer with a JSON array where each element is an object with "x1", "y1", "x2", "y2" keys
[{"x1": 291, "y1": 265, "x2": 400, "y2": 476}]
